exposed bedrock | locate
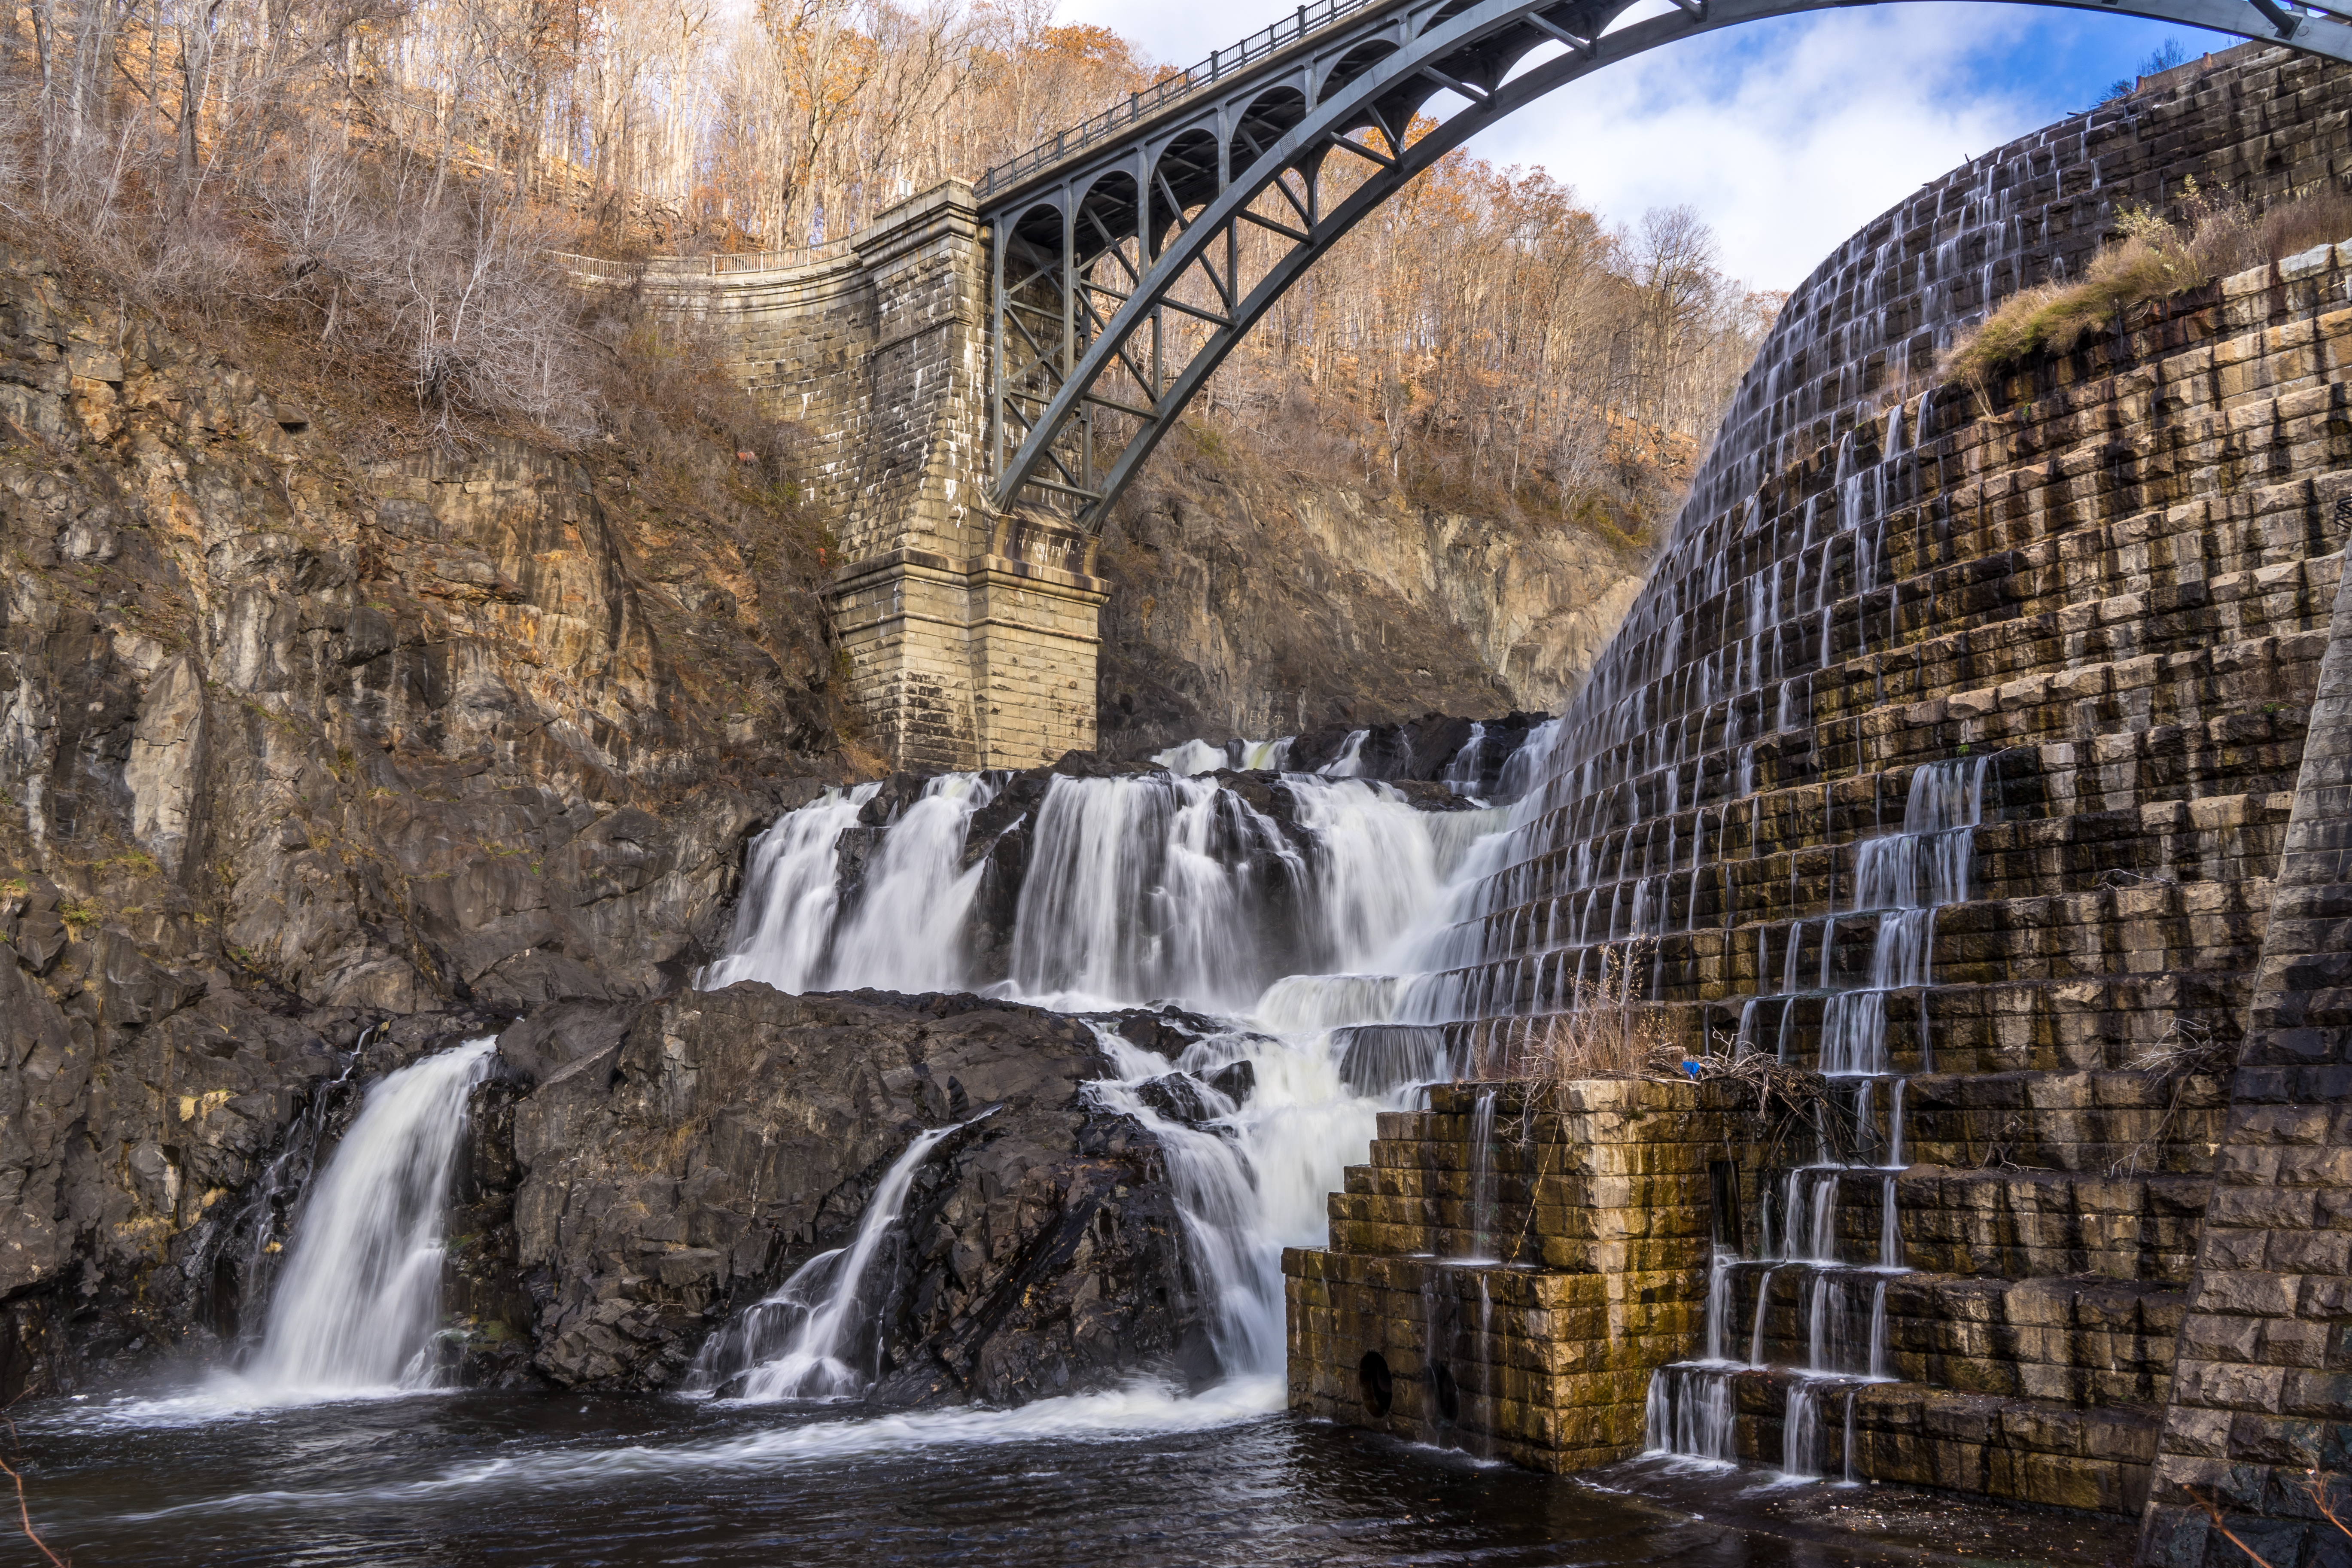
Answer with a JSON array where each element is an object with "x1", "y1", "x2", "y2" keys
[
  {"x1": 0, "y1": 235, "x2": 847, "y2": 1397},
  {"x1": 468, "y1": 986, "x2": 1204, "y2": 1402},
  {"x1": 1092, "y1": 432, "x2": 1646, "y2": 759}
]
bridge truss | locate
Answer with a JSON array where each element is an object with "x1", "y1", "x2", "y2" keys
[{"x1": 977, "y1": 0, "x2": 2352, "y2": 528}]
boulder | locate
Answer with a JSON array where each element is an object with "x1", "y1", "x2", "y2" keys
[{"x1": 492, "y1": 985, "x2": 1205, "y2": 1403}]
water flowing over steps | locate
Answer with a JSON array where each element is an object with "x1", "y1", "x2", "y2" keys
[{"x1": 1286, "y1": 40, "x2": 2352, "y2": 1545}]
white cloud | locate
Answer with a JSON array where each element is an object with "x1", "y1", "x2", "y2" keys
[{"x1": 1460, "y1": 6, "x2": 2054, "y2": 289}]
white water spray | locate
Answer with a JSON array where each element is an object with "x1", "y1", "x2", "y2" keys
[
  {"x1": 696, "y1": 1122, "x2": 968, "y2": 1401},
  {"x1": 245, "y1": 1038, "x2": 497, "y2": 1395}
]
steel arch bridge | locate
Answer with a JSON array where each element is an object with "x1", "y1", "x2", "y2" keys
[{"x1": 977, "y1": 0, "x2": 2351, "y2": 527}]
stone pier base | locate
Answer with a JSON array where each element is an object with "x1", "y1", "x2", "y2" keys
[
  {"x1": 827, "y1": 524, "x2": 1107, "y2": 771},
  {"x1": 575, "y1": 180, "x2": 1111, "y2": 770}
]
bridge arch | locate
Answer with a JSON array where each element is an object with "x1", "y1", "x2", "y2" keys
[
  {"x1": 1150, "y1": 129, "x2": 1223, "y2": 241},
  {"x1": 980, "y1": 0, "x2": 2352, "y2": 524}
]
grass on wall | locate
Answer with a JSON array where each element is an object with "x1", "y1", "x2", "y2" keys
[{"x1": 1944, "y1": 180, "x2": 2352, "y2": 406}]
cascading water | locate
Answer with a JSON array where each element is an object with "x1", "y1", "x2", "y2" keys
[
  {"x1": 691, "y1": 1120, "x2": 972, "y2": 1401},
  {"x1": 1442, "y1": 725, "x2": 1487, "y2": 795},
  {"x1": 1462, "y1": 1089, "x2": 1499, "y2": 1263},
  {"x1": 243, "y1": 1038, "x2": 498, "y2": 1395},
  {"x1": 701, "y1": 784, "x2": 882, "y2": 993},
  {"x1": 1008, "y1": 771, "x2": 1305, "y2": 1009},
  {"x1": 1318, "y1": 730, "x2": 1370, "y2": 777},
  {"x1": 689, "y1": 740, "x2": 1527, "y2": 1400},
  {"x1": 1641, "y1": 757, "x2": 1989, "y2": 1474},
  {"x1": 596, "y1": 83, "x2": 2099, "y2": 1464},
  {"x1": 704, "y1": 776, "x2": 999, "y2": 995},
  {"x1": 1151, "y1": 736, "x2": 1295, "y2": 775},
  {"x1": 1377, "y1": 108, "x2": 2080, "y2": 1479}
]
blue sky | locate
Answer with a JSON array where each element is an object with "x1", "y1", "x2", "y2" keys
[{"x1": 1059, "y1": 0, "x2": 2237, "y2": 288}]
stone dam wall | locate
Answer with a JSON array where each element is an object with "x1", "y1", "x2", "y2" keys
[{"x1": 1287, "y1": 41, "x2": 2352, "y2": 1567}]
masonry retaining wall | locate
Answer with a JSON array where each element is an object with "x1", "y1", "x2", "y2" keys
[{"x1": 590, "y1": 182, "x2": 1104, "y2": 770}]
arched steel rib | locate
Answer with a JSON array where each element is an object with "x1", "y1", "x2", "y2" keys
[{"x1": 986, "y1": 0, "x2": 2352, "y2": 524}]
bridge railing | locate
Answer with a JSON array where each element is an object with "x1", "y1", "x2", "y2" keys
[
  {"x1": 977, "y1": 0, "x2": 1381, "y2": 202},
  {"x1": 547, "y1": 238, "x2": 861, "y2": 281}
]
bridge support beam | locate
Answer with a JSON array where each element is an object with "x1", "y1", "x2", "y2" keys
[{"x1": 602, "y1": 180, "x2": 1106, "y2": 770}]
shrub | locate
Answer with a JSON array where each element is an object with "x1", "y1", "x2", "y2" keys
[
  {"x1": 1498, "y1": 941, "x2": 1681, "y2": 1081},
  {"x1": 1942, "y1": 180, "x2": 2352, "y2": 409},
  {"x1": 2264, "y1": 184, "x2": 2352, "y2": 263}
]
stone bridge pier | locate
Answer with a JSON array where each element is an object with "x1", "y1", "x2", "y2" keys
[{"x1": 596, "y1": 180, "x2": 1106, "y2": 770}]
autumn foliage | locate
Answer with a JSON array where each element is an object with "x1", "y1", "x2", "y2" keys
[{"x1": 0, "y1": 0, "x2": 1772, "y2": 526}]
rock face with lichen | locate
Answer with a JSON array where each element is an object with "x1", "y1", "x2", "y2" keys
[
  {"x1": 0, "y1": 237, "x2": 849, "y2": 1396},
  {"x1": 1094, "y1": 433, "x2": 1645, "y2": 758}
]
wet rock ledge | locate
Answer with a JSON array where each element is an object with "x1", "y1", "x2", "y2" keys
[{"x1": 452, "y1": 986, "x2": 1213, "y2": 1403}]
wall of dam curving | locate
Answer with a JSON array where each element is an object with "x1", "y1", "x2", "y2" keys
[{"x1": 1285, "y1": 40, "x2": 2352, "y2": 1565}]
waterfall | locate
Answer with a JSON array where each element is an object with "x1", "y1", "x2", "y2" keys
[
  {"x1": 1493, "y1": 719, "x2": 1560, "y2": 802},
  {"x1": 1442, "y1": 724, "x2": 1486, "y2": 795},
  {"x1": 1463, "y1": 1089, "x2": 1498, "y2": 1262},
  {"x1": 827, "y1": 774, "x2": 999, "y2": 994},
  {"x1": 1007, "y1": 773, "x2": 1302, "y2": 1009},
  {"x1": 705, "y1": 763, "x2": 1456, "y2": 1011},
  {"x1": 1645, "y1": 757, "x2": 1984, "y2": 1471},
  {"x1": 1782, "y1": 1381, "x2": 1822, "y2": 1479},
  {"x1": 1153, "y1": 739, "x2": 1229, "y2": 775},
  {"x1": 706, "y1": 776, "x2": 996, "y2": 996},
  {"x1": 245, "y1": 1038, "x2": 497, "y2": 1395},
  {"x1": 1152, "y1": 737, "x2": 1295, "y2": 775},
  {"x1": 1318, "y1": 730, "x2": 1369, "y2": 776},
  {"x1": 1085, "y1": 1027, "x2": 1380, "y2": 1376},
  {"x1": 686, "y1": 737, "x2": 1505, "y2": 1398},
  {"x1": 692, "y1": 1121, "x2": 968, "y2": 1401},
  {"x1": 702, "y1": 785, "x2": 881, "y2": 993}
]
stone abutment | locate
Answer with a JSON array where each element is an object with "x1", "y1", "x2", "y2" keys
[{"x1": 578, "y1": 181, "x2": 1104, "y2": 770}]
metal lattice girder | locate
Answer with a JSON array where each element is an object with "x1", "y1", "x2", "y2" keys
[{"x1": 981, "y1": 0, "x2": 2352, "y2": 527}]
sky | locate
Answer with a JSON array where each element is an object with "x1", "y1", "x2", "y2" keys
[{"x1": 1055, "y1": 0, "x2": 2237, "y2": 289}]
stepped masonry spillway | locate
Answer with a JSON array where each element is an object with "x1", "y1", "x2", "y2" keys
[{"x1": 1284, "y1": 40, "x2": 2352, "y2": 1568}]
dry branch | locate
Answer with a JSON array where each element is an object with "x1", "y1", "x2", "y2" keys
[{"x1": 0, "y1": 1397, "x2": 68, "y2": 1568}]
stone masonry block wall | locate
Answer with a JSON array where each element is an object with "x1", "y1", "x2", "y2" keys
[
  {"x1": 588, "y1": 183, "x2": 1104, "y2": 770},
  {"x1": 2139, "y1": 536, "x2": 2352, "y2": 1568},
  {"x1": 1287, "y1": 40, "x2": 2352, "y2": 1548},
  {"x1": 1284, "y1": 1081, "x2": 1752, "y2": 1470}
]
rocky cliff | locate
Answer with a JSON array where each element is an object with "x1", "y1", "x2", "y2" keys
[
  {"x1": 462, "y1": 987, "x2": 1206, "y2": 1403},
  {"x1": 1093, "y1": 422, "x2": 1648, "y2": 758},
  {"x1": 0, "y1": 236, "x2": 852, "y2": 1394}
]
